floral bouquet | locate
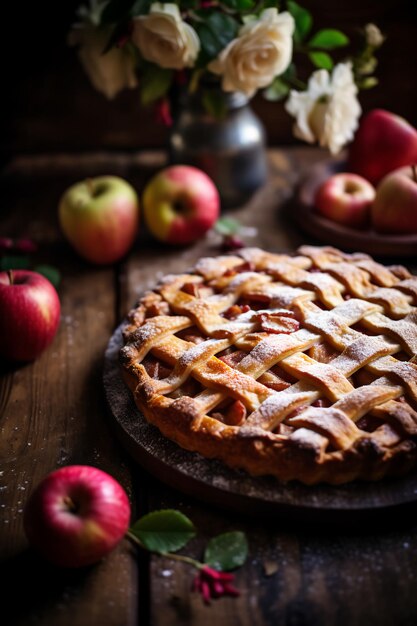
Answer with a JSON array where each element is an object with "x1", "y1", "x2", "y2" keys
[{"x1": 69, "y1": 0, "x2": 383, "y2": 154}]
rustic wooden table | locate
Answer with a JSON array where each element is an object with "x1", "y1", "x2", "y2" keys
[{"x1": 1, "y1": 147, "x2": 417, "y2": 626}]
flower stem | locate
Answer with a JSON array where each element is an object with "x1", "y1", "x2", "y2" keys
[{"x1": 126, "y1": 531, "x2": 203, "y2": 569}]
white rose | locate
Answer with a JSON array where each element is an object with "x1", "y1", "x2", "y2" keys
[
  {"x1": 69, "y1": 26, "x2": 138, "y2": 100},
  {"x1": 285, "y1": 62, "x2": 361, "y2": 155},
  {"x1": 132, "y1": 3, "x2": 200, "y2": 70},
  {"x1": 208, "y1": 9, "x2": 294, "y2": 97}
]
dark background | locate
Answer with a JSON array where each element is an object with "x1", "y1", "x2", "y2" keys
[{"x1": 3, "y1": 0, "x2": 417, "y2": 159}]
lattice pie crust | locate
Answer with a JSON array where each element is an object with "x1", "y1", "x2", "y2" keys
[{"x1": 120, "y1": 246, "x2": 417, "y2": 484}]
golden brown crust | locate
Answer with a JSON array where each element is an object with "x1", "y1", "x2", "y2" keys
[{"x1": 120, "y1": 245, "x2": 417, "y2": 484}]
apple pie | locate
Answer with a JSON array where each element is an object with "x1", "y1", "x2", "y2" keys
[{"x1": 120, "y1": 245, "x2": 417, "y2": 484}]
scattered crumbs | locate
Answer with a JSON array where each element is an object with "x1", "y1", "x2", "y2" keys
[
  {"x1": 27, "y1": 442, "x2": 31, "y2": 446},
  {"x1": 404, "y1": 542, "x2": 410, "y2": 549},
  {"x1": 161, "y1": 569, "x2": 173, "y2": 578},
  {"x1": 0, "y1": 471, "x2": 3, "y2": 476},
  {"x1": 263, "y1": 559, "x2": 279, "y2": 577}
]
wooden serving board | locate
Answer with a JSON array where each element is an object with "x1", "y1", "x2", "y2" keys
[
  {"x1": 294, "y1": 159, "x2": 417, "y2": 257},
  {"x1": 104, "y1": 324, "x2": 417, "y2": 524}
]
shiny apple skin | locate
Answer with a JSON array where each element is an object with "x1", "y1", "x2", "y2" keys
[
  {"x1": 0, "y1": 270, "x2": 61, "y2": 362},
  {"x1": 371, "y1": 166, "x2": 417, "y2": 234},
  {"x1": 315, "y1": 173, "x2": 375, "y2": 229},
  {"x1": 143, "y1": 165, "x2": 220, "y2": 245},
  {"x1": 348, "y1": 109, "x2": 417, "y2": 185},
  {"x1": 59, "y1": 176, "x2": 139, "y2": 265},
  {"x1": 23, "y1": 465, "x2": 131, "y2": 568}
]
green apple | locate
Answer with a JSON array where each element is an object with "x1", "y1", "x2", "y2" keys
[{"x1": 59, "y1": 176, "x2": 139, "y2": 264}]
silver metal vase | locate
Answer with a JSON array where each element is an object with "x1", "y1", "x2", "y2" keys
[{"x1": 169, "y1": 83, "x2": 268, "y2": 208}]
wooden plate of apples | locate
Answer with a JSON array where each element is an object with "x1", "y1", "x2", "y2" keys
[{"x1": 294, "y1": 110, "x2": 417, "y2": 258}]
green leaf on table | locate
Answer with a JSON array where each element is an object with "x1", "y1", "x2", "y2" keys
[
  {"x1": 214, "y1": 217, "x2": 241, "y2": 236},
  {"x1": 129, "y1": 509, "x2": 196, "y2": 553},
  {"x1": 204, "y1": 531, "x2": 249, "y2": 571},
  {"x1": 309, "y1": 51, "x2": 334, "y2": 70},
  {"x1": 140, "y1": 66, "x2": 173, "y2": 106},
  {"x1": 309, "y1": 29, "x2": 349, "y2": 49},
  {"x1": 33, "y1": 264, "x2": 61, "y2": 288},
  {"x1": 287, "y1": 1, "x2": 312, "y2": 44},
  {"x1": 264, "y1": 77, "x2": 290, "y2": 101},
  {"x1": 196, "y1": 12, "x2": 239, "y2": 61},
  {"x1": 0, "y1": 255, "x2": 31, "y2": 270}
]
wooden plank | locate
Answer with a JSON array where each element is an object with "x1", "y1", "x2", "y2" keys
[
  {"x1": 0, "y1": 163, "x2": 139, "y2": 626},
  {"x1": 2, "y1": 147, "x2": 417, "y2": 626}
]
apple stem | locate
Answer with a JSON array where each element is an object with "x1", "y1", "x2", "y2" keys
[
  {"x1": 63, "y1": 495, "x2": 78, "y2": 514},
  {"x1": 7, "y1": 269, "x2": 14, "y2": 285},
  {"x1": 86, "y1": 178, "x2": 95, "y2": 196},
  {"x1": 126, "y1": 530, "x2": 203, "y2": 569},
  {"x1": 412, "y1": 164, "x2": 417, "y2": 184}
]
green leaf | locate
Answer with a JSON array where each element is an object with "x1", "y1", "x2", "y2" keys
[
  {"x1": 221, "y1": 0, "x2": 255, "y2": 9},
  {"x1": 214, "y1": 217, "x2": 241, "y2": 236},
  {"x1": 309, "y1": 51, "x2": 333, "y2": 70},
  {"x1": 196, "y1": 12, "x2": 239, "y2": 61},
  {"x1": 287, "y1": 1, "x2": 312, "y2": 43},
  {"x1": 140, "y1": 66, "x2": 173, "y2": 106},
  {"x1": 33, "y1": 265, "x2": 61, "y2": 288},
  {"x1": 100, "y1": 0, "x2": 134, "y2": 23},
  {"x1": 180, "y1": 0, "x2": 199, "y2": 8},
  {"x1": 263, "y1": 77, "x2": 290, "y2": 101},
  {"x1": 358, "y1": 76, "x2": 379, "y2": 89},
  {"x1": 102, "y1": 21, "x2": 130, "y2": 54},
  {"x1": 309, "y1": 29, "x2": 349, "y2": 49},
  {"x1": 204, "y1": 531, "x2": 249, "y2": 571},
  {"x1": 129, "y1": 509, "x2": 196, "y2": 554},
  {"x1": 0, "y1": 255, "x2": 31, "y2": 270},
  {"x1": 202, "y1": 89, "x2": 227, "y2": 119},
  {"x1": 100, "y1": 0, "x2": 152, "y2": 24},
  {"x1": 100, "y1": 0, "x2": 150, "y2": 24}
]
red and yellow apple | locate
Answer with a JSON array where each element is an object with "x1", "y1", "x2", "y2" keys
[
  {"x1": 143, "y1": 165, "x2": 220, "y2": 245},
  {"x1": 0, "y1": 270, "x2": 61, "y2": 362},
  {"x1": 59, "y1": 176, "x2": 139, "y2": 264},
  {"x1": 24, "y1": 465, "x2": 131, "y2": 568},
  {"x1": 371, "y1": 165, "x2": 417, "y2": 234},
  {"x1": 348, "y1": 109, "x2": 417, "y2": 185},
  {"x1": 314, "y1": 172, "x2": 375, "y2": 229}
]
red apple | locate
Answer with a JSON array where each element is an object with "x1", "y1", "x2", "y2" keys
[
  {"x1": 371, "y1": 165, "x2": 417, "y2": 234},
  {"x1": 24, "y1": 465, "x2": 131, "y2": 568},
  {"x1": 348, "y1": 109, "x2": 417, "y2": 184},
  {"x1": 59, "y1": 176, "x2": 139, "y2": 264},
  {"x1": 0, "y1": 270, "x2": 60, "y2": 362},
  {"x1": 143, "y1": 165, "x2": 220, "y2": 245},
  {"x1": 314, "y1": 172, "x2": 375, "y2": 229}
]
